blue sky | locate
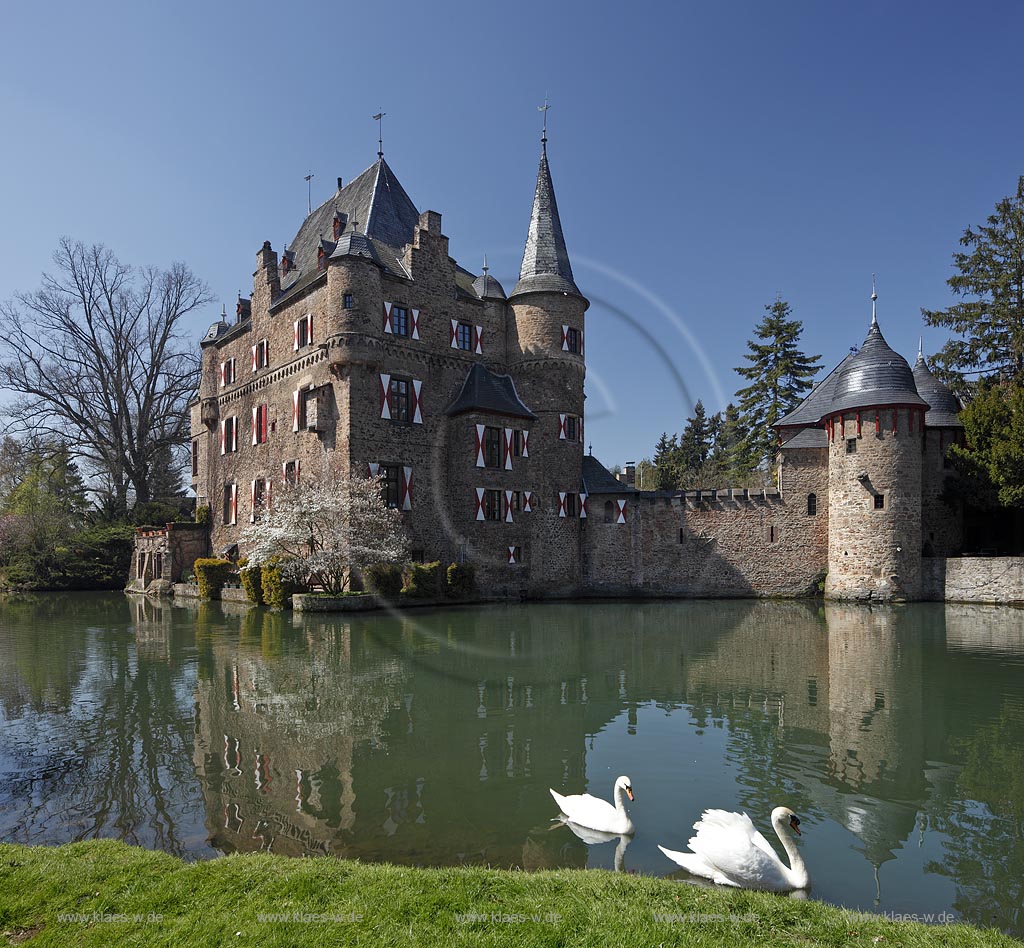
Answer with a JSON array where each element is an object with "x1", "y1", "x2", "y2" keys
[{"x1": 2, "y1": 0, "x2": 1022, "y2": 467}]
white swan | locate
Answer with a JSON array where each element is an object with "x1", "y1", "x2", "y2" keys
[
  {"x1": 658, "y1": 806, "x2": 809, "y2": 892},
  {"x1": 553, "y1": 820, "x2": 632, "y2": 872},
  {"x1": 549, "y1": 775, "x2": 635, "y2": 835}
]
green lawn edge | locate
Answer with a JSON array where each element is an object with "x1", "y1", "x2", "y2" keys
[{"x1": 0, "y1": 840, "x2": 1017, "y2": 947}]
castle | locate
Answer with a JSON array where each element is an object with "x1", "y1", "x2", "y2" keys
[{"x1": 129, "y1": 134, "x2": 970, "y2": 603}]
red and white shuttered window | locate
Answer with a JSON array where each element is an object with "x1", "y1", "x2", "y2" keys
[
  {"x1": 292, "y1": 387, "x2": 320, "y2": 432},
  {"x1": 251, "y1": 404, "x2": 269, "y2": 445},
  {"x1": 219, "y1": 358, "x2": 237, "y2": 388},
  {"x1": 222, "y1": 483, "x2": 238, "y2": 526},
  {"x1": 474, "y1": 489, "x2": 532, "y2": 523},
  {"x1": 282, "y1": 459, "x2": 300, "y2": 486},
  {"x1": 449, "y1": 319, "x2": 483, "y2": 353},
  {"x1": 249, "y1": 477, "x2": 272, "y2": 523},
  {"x1": 367, "y1": 463, "x2": 413, "y2": 511},
  {"x1": 556, "y1": 492, "x2": 587, "y2": 518},
  {"x1": 383, "y1": 302, "x2": 420, "y2": 340},
  {"x1": 508, "y1": 545, "x2": 522, "y2": 565},
  {"x1": 251, "y1": 339, "x2": 269, "y2": 372},
  {"x1": 475, "y1": 425, "x2": 529, "y2": 469},
  {"x1": 220, "y1": 416, "x2": 239, "y2": 455},
  {"x1": 560, "y1": 325, "x2": 583, "y2": 355},
  {"x1": 615, "y1": 498, "x2": 627, "y2": 524},
  {"x1": 558, "y1": 413, "x2": 583, "y2": 443},
  {"x1": 379, "y1": 374, "x2": 423, "y2": 424},
  {"x1": 293, "y1": 313, "x2": 313, "y2": 351}
]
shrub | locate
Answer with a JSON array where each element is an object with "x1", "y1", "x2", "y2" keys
[
  {"x1": 194, "y1": 558, "x2": 235, "y2": 600},
  {"x1": 240, "y1": 564, "x2": 264, "y2": 605},
  {"x1": 261, "y1": 560, "x2": 301, "y2": 609},
  {"x1": 195, "y1": 505, "x2": 212, "y2": 527},
  {"x1": 365, "y1": 563, "x2": 403, "y2": 599},
  {"x1": 446, "y1": 562, "x2": 476, "y2": 599},
  {"x1": 402, "y1": 561, "x2": 444, "y2": 599}
]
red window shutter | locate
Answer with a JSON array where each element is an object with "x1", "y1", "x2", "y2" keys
[
  {"x1": 231, "y1": 417, "x2": 238, "y2": 452},
  {"x1": 559, "y1": 414, "x2": 567, "y2": 440},
  {"x1": 411, "y1": 309, "x2": 420, "y2": 340},
  {"x1": 558, "y1": 492, "x2": 567, "y2": 517},
  {"x1": 368, "y1": 462, "x2": 380, "y2": 477},
  {"x1": 292, "y1": 389, "x2": 300, "y2": 432},
  {"x1": 521, "y1": 429, "x2": 529, "y2": 458},
  {"x1": 219, "y1": 362, "x2": 226, "y2": 387},
  {"x1": 523, "y1": 491, "x2": 533, "y2": 513},
  {"x1": 508, "y1": 545, "x2": 517, "y2": 565},
  {"x1": 250, "y1": 480, "x2": 257, "y2": 522},
  {"x1": 503, "y1": 428, "x2": 512, "y2": 470},
  {"x1": 231, "y1": 484, "x2": 238, "y2": 524},
  {"x1": 450, "y1": 318, "x2": 458, "y2": 348},
  {"x1": 616, "y1": 499, "x2": 627, "y2": 524},
  {"x1": 561, "y1": 325, "x2": 569, "y2": 351},
  {"x1": 504, "y1": 489, "x2": 514, "y2": 523},
  {"x1": 475, "y1": 487, "x2": 485, "y2": 521},
  {"x1": 382, "y1": 302, "x2": 393, "y2": 333},
  {"x1": 379, "y1": 374, "x2": 391, "y2": 419},
  {"x1": 402, "y1": 466, "x2": 413, "y2": 510},
  {"x1": 475, "y1": 424, "x2": 485, "y2": 467},
  {"x1": 412, "y1": 379, "x2": 423, "y2": 424},
  {"x1": 580, "y1": 492, "x2": 588, "y2": 519},
  {"x1": 220, "y1": 420, "x2": 226, "y2": 455},
  {"x1": 251, "y1": 345, "x2": 258, "y2": 372},
  {"x1": 474, "y1": 325, "x2": 483, "y2": 354},
  {"x1": 307, "y1": 313, "x2": 313, "y2": 344},
  {"x1": 252, "y1": 406, "x2": 258, "y2": 445},
  {"x1": 293, "y1": 320, "x2": 299, "y2": 351},
  {"x1": 266, "y1": 478, "x2": 272, "y2": 511}
]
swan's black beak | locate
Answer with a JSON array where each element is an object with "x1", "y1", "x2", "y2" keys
[
  {"x1": 790, "y1": 815, "x2": 801, "y2": 836},
  {"x1": 626, "y1": 786, "x2": 634, "y2": 802}
]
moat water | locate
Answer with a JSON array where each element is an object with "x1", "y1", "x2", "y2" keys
[{"x1": 1, "y1": 594, "x2": 1022, "y2": 934}]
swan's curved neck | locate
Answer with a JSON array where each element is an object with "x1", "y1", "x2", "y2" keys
[
  {"x1": 613, "y1": 784, "x2": 629, "y2": 812},
  {"x1": 773, "y1": 817, "x2": 809, "y2": 888}
]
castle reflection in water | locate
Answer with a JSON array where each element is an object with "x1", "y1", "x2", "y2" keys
[{"x1": 0, "y1": 595, "x2": 1021, "y2": 933}]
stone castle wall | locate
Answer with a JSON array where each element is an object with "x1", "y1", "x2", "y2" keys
[
  {"x1": 921, "y1": 556, "x2": 1024, "y2": 603},
  {"x1": 920, "y1": 428, "x2": 964, "y2": 557}
]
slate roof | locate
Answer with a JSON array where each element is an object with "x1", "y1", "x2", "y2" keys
[
  {"x1": 780, "y1": 427, "x2": 828, "y2": 449},
  {"x1": 445, "y1": 363, "x2": 537, "y2": 420},
  {"x1": 329, "y1": 231, "x2": 385, "y2": 267},
  {"x1": 776, "y1": 352, "x2": 855, "y2": 428},
  {"x1": 913, "y1": 352, "x2": 963, "y2": 427},
  {"x1": 511, "y1": 144, "x2": 582, "y2": 300},
  {"x1": 582, "y1": 454, "x2": 635, "y2": 494},
  {"x1": 200, "y1": 318, "x2": 231, "y2": 346},
  {"x1": 472, "y1": 272, "x2": 507, "y2": 300},
  {"x1": 272, "y1": 157, "x2": 418, "y2": 308},
  {"x1": 827, "y1": 319, "x2": 928, "y2": 417}
]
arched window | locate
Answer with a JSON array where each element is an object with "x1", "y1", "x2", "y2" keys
[
  {"x1": 807, "y1": 493, "x2": 817, "y2": 516},
  {"x1": 603, "y1": 500, "x2": 613, "y2": 523}
]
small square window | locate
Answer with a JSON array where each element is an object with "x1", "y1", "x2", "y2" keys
[
  {"x1": 389, "y1": 378, "x2": 410, "y2": 422},
  {"x1": 874, "y1": 494, "x2": 885, "y2": 510},
  {"x1": 343, "y1": 293, "x2": 354, "y2": 309},
  {"x1": 283, "y1": 460, "x2": 299, "y2": 486},
  {"x1": 456, "y1": 322, "x2": 473, "y2": 351},
  {"x1": 565, "y1": 327, "x2": 580, "y2": 354},
  {"x1": 846, "y1": 438, "x2": 857, "y2": 454},
  {"x1": 566, "y1": 415, "x2": 579, "y2": 442},
  {"x1": 391, "y1": 306, "x2": 409, "y2": 336}
]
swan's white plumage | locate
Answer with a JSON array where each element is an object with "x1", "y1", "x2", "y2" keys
[
  {"x1": 659, "y1": 806, "x2": 809, "y2": 892},
  {"x1": 548, "y1": 776, "x2": 635, "y2": 835}
]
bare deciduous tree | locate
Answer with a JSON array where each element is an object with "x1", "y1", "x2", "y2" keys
[{"x1": 0, "y1": 238, "x2": 213, "y2": 518}]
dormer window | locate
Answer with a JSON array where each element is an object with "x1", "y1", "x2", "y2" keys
[
  {"x1": 281, "y1": 251, "x2": 295, "y2": 275},
  {"x1": 317, "y1": 247, "x2": 326, "y2": 272},
  {"x1": 333, "y1": 211, "x2": 347, "y2": 239}
]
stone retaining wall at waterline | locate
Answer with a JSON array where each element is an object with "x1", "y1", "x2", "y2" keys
[{"x1": 921, "y1": 556, "x2": 1024, "y2": 604}]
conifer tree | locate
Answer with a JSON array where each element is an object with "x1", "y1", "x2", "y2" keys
[
  {"x1": 922, "y1": 176, "x2": 1024, "y2": 388},
  {"x1": 735, "y1": 298, "x2": 821, "y2": 469},
  {"x1": 653, "y1": 432, "x2": 679, "y2": 489},
  {"x1": 710, "y1": 402, "x2": 753, "y2": 479},
  {"x1": 677, "y1": 400, "x2": 711, "y2": 473}
]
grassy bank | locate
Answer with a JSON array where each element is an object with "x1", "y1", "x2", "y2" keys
[{"x1": 0, "y1": 840, "x2": 1016, "y2": 947}]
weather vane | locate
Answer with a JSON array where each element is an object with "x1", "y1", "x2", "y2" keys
[
  {"x1": 373, "y1": 111, "x2": 386, "y2": 158},
  {"x1": 538, "y1": 95, "x2": 550, "y2": 146},
  {"x1": 303, "y1": 171, "x2": 314, "y2": 215}
]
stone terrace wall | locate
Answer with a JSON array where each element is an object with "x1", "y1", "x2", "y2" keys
[{"x1": 921, "y1": 556, "x2": 1024, "y2": 603}]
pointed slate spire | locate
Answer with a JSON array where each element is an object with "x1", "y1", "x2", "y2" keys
[{"x1": 511, "y1": 142, "x2": 582, "y2": 299}]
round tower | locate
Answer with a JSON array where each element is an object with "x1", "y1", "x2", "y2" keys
[
  {"x1": 507, "y1": 136, "x2": 589, "y2": 593},
  {"x1": 912, "y1": 344, "x2": 964, "y2": 556},
  {"x1": 822, "y1": 290, "x2": 929, "y2": 600}
]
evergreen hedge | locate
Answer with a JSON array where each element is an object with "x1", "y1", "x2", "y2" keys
[
  {"x1": 446, "y1": 562, "x2": 476, "y2": 599},
  {"x1": 261, "y1": 560, "x2": 300, "y2": 609},
  {"x1": 240, "y1": 563, "x2": 264, "y2": 605},
  {"x1": 193, "y1": 558, "x2": 235, "y2": 600},
  {"x1": 365, "y1": 563, "x2": 403, "y2": 599},
  {"x1": 403, "y1": 561, "x2": 444, "y2": 599}
]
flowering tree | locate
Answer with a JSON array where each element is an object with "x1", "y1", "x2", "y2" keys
[{"x1": 240, "y1": 473, "x2": 407, "y2": 594}]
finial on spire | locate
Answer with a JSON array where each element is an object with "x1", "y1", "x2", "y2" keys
[
  {"x1": 372, "y1": 111, "x2": 386, "y2": 159},
  {"x1": 538, "y1": 95, "x2": 550, "y2": 152},
  {"x1": 304, "y1": 171, "x2": 314, "y2": 215},
  {"x1": 871, "y1": 273, "x2": 878, "y2": 325},
  {"x1": 918, "y1": 336, "x2": 924, "y2": 358},
  {"x1": 482, "y1": 253, "x2": 489, "y2": 275},
  {"x1": 221, "y1": 304, "x2": 227, "y2": 319}
]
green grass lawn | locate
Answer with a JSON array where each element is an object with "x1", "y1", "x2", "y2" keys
[{"x1": 0, "y1": 840, "x2": 1017, "y2": 947}]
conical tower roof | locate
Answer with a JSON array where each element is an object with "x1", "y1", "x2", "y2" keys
[
  {"x1": 913, "y1": 347, "x2": 963, "y2": 427},
  {"x1": 824, "y1": 317, "x2": 928, "y2": 418},
  {"x1": 510, "y1": 143, "x2": 582, "y2": 299}
]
